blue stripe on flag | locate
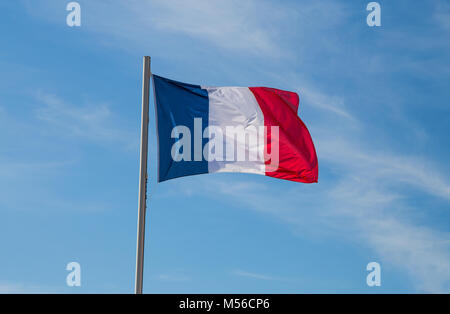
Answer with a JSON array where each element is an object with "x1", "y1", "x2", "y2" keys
[{"x1": 153, "y1": 75, "x2": 209, "y2": 182}]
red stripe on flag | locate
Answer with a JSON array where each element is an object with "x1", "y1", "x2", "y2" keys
[{"x1": 249, "y1": 87, "x2": 318, "y2": 183}]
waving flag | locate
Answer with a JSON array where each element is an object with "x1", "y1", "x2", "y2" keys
[{"x1": 152, "y1": 75, "x2": 318, "y2": 183}]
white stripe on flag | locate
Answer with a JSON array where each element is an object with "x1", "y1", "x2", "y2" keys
[{"x1": 203, "y1": 86, "x2": 266, "y2": 175}]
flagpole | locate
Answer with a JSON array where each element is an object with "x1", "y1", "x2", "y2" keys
[{"x1": 135, "y1": 56, "x2": 151, "y2": 294}]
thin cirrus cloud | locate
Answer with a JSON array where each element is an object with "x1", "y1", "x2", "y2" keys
[
  {"x1": 434, "y1": 1, "x2": 450, "y2": 30},
  {"x1": 157, "y1": 274, "x2": 191, "y2": 282},
  {"x1": 161, "y1": 107, "x2": 450, "y2": 292},
  {"x1": 26, "y1": 0, "x2": 355, "y2": 120},
  {"x1": 232, "y1": 270, "x2": 289, "y2": 282},
  {"x1": 0, "y1": 92, "x2": 133, "y2": 213},
  {"x1": 317, "y1": 137, "x2": 450, "y2": 202},
  {"x1": 0, "y1": 281, "x2": 57, "y2": 294},
  {"x1": 145, "y1": 0, "x2": 285, "y2": 56},
  {"x1": 27, "y1": 0, "x2": 344, "y2": 58},
  {"x1": 298, "y1": 86, "x2": 354, "y2": 121},
  {"x1": 34, "y1": 91, "x2": 136, "y2": 148},
  {"x1": 192, "y1": 168, "x2": 450, "y2": 292}
]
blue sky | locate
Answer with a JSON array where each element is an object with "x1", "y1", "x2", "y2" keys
[{"x1": 1, "y1": 0, "x2": 449, "y2": 293}]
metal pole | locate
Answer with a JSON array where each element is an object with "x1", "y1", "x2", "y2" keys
[{"x1": 135, "y1": 56, "x2": 151, "y2": 294}]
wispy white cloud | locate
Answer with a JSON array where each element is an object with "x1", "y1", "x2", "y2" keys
[
  {"x1": 300, "y1": 86, "x2": 354, "y2": 120},
  {"x1": 23, "y1": 0, "x2": 288, "y2": 57},
  {"x1": 434, "y1": 1, "x2": 450, "y2": 31},
  {"x1": 232, "y1": 269, "x2": 290, "y2": 282},
  {"x1": 157, "y1": 273, "x2": 190, "y2": 282},
  {"x1": 0, "y1": 281, "x2": 56, "y2": 294},
  {"x1": 317, "y1": 137, "x2": 450, "y2": 201},
  {"x1": 160, "y1": 115, "x2": 450, "y2": 292},
  {"x1": 0, "y1": 94, "x2": 130, "y2": 213},
  {"x1": 35, "y1": 92, "x2": 136, "y2": 147},
  {"x1": 327, "y1": 176, "x2": 450, "y2": 293},
  {"x1": 0, "y1": 159, "x2": 71, "y2": 179},
  {"x1": 194, "y1": 168, "x2": 450, "y2": 292},
  {"x1": 146, "y1": 0, "x2": 286, "y2": 56},
  {"x1": 255, "y1": 70, "x2": 356, "y2": 121},
  {"x1": 25, "y1": 0, "x2": 347, "y2": 59}
]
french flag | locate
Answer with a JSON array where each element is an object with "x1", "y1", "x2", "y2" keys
[{"x1": 153, "y1": 75, "x2": 318, "y2": 183}]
